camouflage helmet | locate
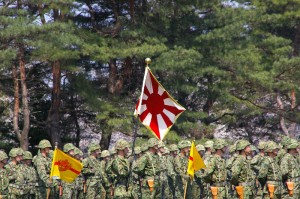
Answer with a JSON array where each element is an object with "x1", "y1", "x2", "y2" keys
[
  {"x1": 158, "y1": 141, "x2": 165, "y2": 148},
  {"x1": 178, "y1": 140, "x2": 191, "y2": 149},
  {"x1": 63, "y1": 143, "x2": 75, "y2": 153},
  {"x1": 236, "y1": 140, "x2": 251, "y2": 151},
  {"x1": 9, "y1": 148, "x2": 23, "y2": 158},
  {"x1": 0, "y1": 151, "x2": 8, "y2": 162},
  {"x1": 148, "y1": 138, "x2": 159, "y2": 148},
  {"x1": 88, "y1": 142, "x2": 101, "y2": 153},
  {"x1": 74, "y1": 147, "x2": 83, "y2": 156},
  {"x1": 286, "y1": 139, "x2": 299, "y2": 149},
  {"x1": 264, "y1": 141, "x2": 279, "y2": 153},
  {"x1": 134, "y1": 146, "x2": 141, "y2": 155},
  {"x1": 228, "y1": 144, "x2": 236, "y2": 153},
  {"x1": 37, "y1": 139, "x2": 52, "y2": 149},
  {"x1": 196, "y1": 144, "x2": 205, "y2": 152},
  {"x1": 162, "y1": 147, "x2": 170, "y2": 155},
  {"x1": 141, "y1": 144, "x2": 149, "y2": 152},
  {"x1": 169, "y1": 144, "x2": 178, "y2": 152},
  {"x1": 213, "y1": 139, "x2": 227, "y2": 150},
  {"x1": 23, "y1": 151, "x2": 33, "y2": 160},
  {"x1": 109, "y1": 147, "x2": 117, "y2": 155},
  {"x1": 204, "y1": 140, "x2": 214, "y2": 148},
  {"x1": 101, "y1": 150, "x2": 110, "y2": 158},
  {"x1": 115, "y1": 139, "x2": 129, "y2": 150},
  {"x1": 257, "y1": 141, "x2": 266, "y2": 150},
  {"x1": 281, "y1": 136, "x2": 291, "y2": 147}
]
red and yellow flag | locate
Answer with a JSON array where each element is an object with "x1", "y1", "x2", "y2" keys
[
  {"x1": 187, "y1": 141, "x2": 206, "y2": 179},
  {"x1": 50, "y1": 148, "x2": 83, "y2": 183}
]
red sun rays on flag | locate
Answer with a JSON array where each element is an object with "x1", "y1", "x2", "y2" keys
[{"x1": 135, "y1": 67, "x2": 185, "y2": 140}]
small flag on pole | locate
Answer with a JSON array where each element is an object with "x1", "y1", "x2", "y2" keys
[
  {"x1": 134, "y1": 65, "x2": 186, "y2": 140},
  {"x1": 50, "y1": 148, "x2": 83, "y2": 183},
  {"x1": 187, "y1": 141, "x2": 206, "y2": 179}
]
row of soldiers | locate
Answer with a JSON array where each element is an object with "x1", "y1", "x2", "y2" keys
[{"x1": 0, "y1": 136, "x2": 299, "y2": 199}]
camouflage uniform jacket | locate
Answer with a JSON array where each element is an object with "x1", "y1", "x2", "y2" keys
[
  {"x1": 276, "y1": 148, "x2": 286, "y2": 165},
  {"x1": 23, "y1": 164, "x2": 39, "y2": 194},
  {"x1": 204, "y1": 151, "x2": 214, "y2": 166},
  {"x1": 258, "y1": 156, "x2": 282, "y2": 195},
  {"x1": 34, "y1": 152, "x2": 52, "y2": 187},
  {"x1": 5, "y1": 162, "x2": 27, "y2": 195},
  {"x1": 110, "y1": 155, "x2": 130, "y2": 186},
  {"x1": 202, "y1": 154, "x2": 227, "y2": 185},
  {"x1": 0, "y1": 168, "x2": 9, "y2": 195},
  {"x1": 281, "y1": 153, "x2": 300, "y2": 181},
  {"x1": 231, "y1": 155, "x2": 255, "y2": 185},
  {"x1": 251, "y1": 153, "x2": 264, "y2": 174},
  {"x1": 133, "y1": 151, "x2": 160, "y2": 180},
  {"x1": 100, "y1": 160, "x2": 111, "y2": 189},
  {"x1": 82, "y1": 156, "x2": 102, "y2": 182}
]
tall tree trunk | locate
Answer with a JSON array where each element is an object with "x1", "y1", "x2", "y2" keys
[
  {"x1": 47, "y1": 61, "x2": 62, "y2": 146},
  {"x1": 12, "y1": 63, "x2": 21, "y2": 142},
  {"x1": 19, "y1": 47, "x2": 30, "y2": 150},
  {"x1": 12, "y1": 48, "x2": 30, "y2": 150}
]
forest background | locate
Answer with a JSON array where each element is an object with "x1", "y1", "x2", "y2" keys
[{"x1": 1, "y1": 0, "x2": 300, "y2": 153}]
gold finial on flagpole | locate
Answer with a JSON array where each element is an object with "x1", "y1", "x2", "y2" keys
[{"x1": 145, "y1": 58, "x2": 151, "y2": 67}]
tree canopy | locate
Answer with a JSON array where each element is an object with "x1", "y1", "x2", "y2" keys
[{"x1": 1, "y1": 0, "x2": 300, "y2": 151}]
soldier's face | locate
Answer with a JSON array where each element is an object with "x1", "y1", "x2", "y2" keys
[
  {"x1": 244, "y1": 145, "x2": 251, "y2": 154},
  {"x1": 44, "y1": 147, "x2": 51, "y2": 154},
  {"x1": 124, "y1": 147, "x2": 129, "y2": 155},
  {"x1": 159, "y1": 147, "x2": 165, "y2": 153},
  {"x1": 2, "y1": 159, "x2": 8, "y2": 165},
  {"x1": 273, "y1": 149, "x2": 279, "y2": 155},
  {"x1": 68, "y1": 149, "x2": 75, "y2": 156},
  {"x1": 16, "y1": 155, "x2": 23, "y2": 162}
]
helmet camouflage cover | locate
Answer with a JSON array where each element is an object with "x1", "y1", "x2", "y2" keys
[
  {"x1": 134, "y1": 146, "x2": 141, "y2": 155},
  {"x1": 169, "y1": 144, "x2": 178, "y2": 152},
  {"x1": 213, "y1": 139, "x2": 227, "y2": 150},
  {"x1": 115, "y1": 139, "x2": 129, "y2": 150},
  {"x1": 257, "y1": 141, "x2": 266, "y2": 150},
  {"x1": 236, "y1": 140, "x2": 251, "y2": 151},
  {"x1": 178, "y1": 140, "x2": 191, "y2": 149},
  {"x1": 37, "y1": 139, "x2": 52, "y2": 149},
  {"x1": 88, "y1": 142, "x2": 101, "y2": 153},
  {"x1": 264, "y1": 141, "x2": 279, "y2": 153},
  {"x1": 0, "y1": 150, "x2": 8, "y2": 161},
  {"x1": 63, "y1": 143, "x2": 75, "y2": 153},
  {"x1": 23, "y1": 151, "x2": 33, "y2": 160},
  {"x1": 196, "y1": 144, "x2": 205, "y2": 152},
  {"x1": 286, "y1": 139, "x2": 299, "y2": 149},
  {"x1": 9, "y1": 148, "x2": 23, "y2": 158},
  {"x1": 204, "y1": 140, "x2": 214, "y2": 148},
  {"x1": 148, "y1": 138, "x2": 159, "y2": 148},
  {"x1": 101, "y1": 150, "x2": 110, "y2": 158}
]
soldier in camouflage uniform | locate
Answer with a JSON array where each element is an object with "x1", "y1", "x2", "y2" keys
[
  {"x1": 258, "y1": 141, "x2": 282, "y2": 199},
  {"x1": 226, "y1": 143, "x2": 238, "y2": 198},
  {"x1": 0, "y1": 151, "x2": 9, "y2": 198},
  {"x1": 231, "y1": 140, "x2": 255, "y2": 199},
  {"x1": 157, "y1": 142, "x2": 169, "y2": 199},
  {"x1": 192, "y1": 144, "x2": 205, "y2": 199},
  {"x1": 276, "y1": 136, "x2": 290, "y2": 165},
  {"x1": 5, "y1": 147, "x2": 28, "y2": 198},
  {"x1": 22, "y1": 151, "x2": 39, "y2": 199},
  {"x1": 131, "y1": 146, "x2": 143, "y2": 199},
  {"x1": 251, "y1": 141, "x2": 266, "y2": 199},
  {"x1": 82, "y1": 142, "x2": 103, "y2": 199},
  {"x1": 280, "y1": 138, "x2": 300, "y2": 199},
  {"x1": 73, "y1": 147, "x2": 85, "y2": 199},
  {"x1": 34, "y1": 139, "x2": 57, "y2": 199},
  {"x1": 202, "y1": 139, "x2": 228, "y2": 199},
  {"x1": 133, "y1": 138, "x2": 161, "y2": 199},
  {"x1": 173, "y1": 140, "x2": 192, "y2": 199},
  {"x1": 108, "y1": 139, "x2": 131, "y2": 199},
  {"x1": 168, "y1": 144, "x2": 178, "y2": 199},
  {"x1": 101, "y1": 150, "x2": 113, "y2": 199},
  {"x1": 61, "y1": 143, "x2": 77, "y2": 199}
]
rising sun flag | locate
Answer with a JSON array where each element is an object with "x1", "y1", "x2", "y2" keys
[
  {"x1": 50, "y1": 148, "x2": 83, "y2": 183},
  {"x1": 187, "y1": 141, "x2": 206, "y2": 179},
  {"x1": 134, "y1": 64, "x2": 186, "y2": 140}
]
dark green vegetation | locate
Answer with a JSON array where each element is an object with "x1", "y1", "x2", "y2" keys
[{"x1": 1, "y1": 0, "x2": 300, "y2": 151}]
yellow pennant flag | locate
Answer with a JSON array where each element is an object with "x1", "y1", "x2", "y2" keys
[
  {"x1": 50, "y1": 148, "x2": 83, "y2": 183},
  {"x1": 187, "y1": 141, "x2": 206, "y2": 179}
]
